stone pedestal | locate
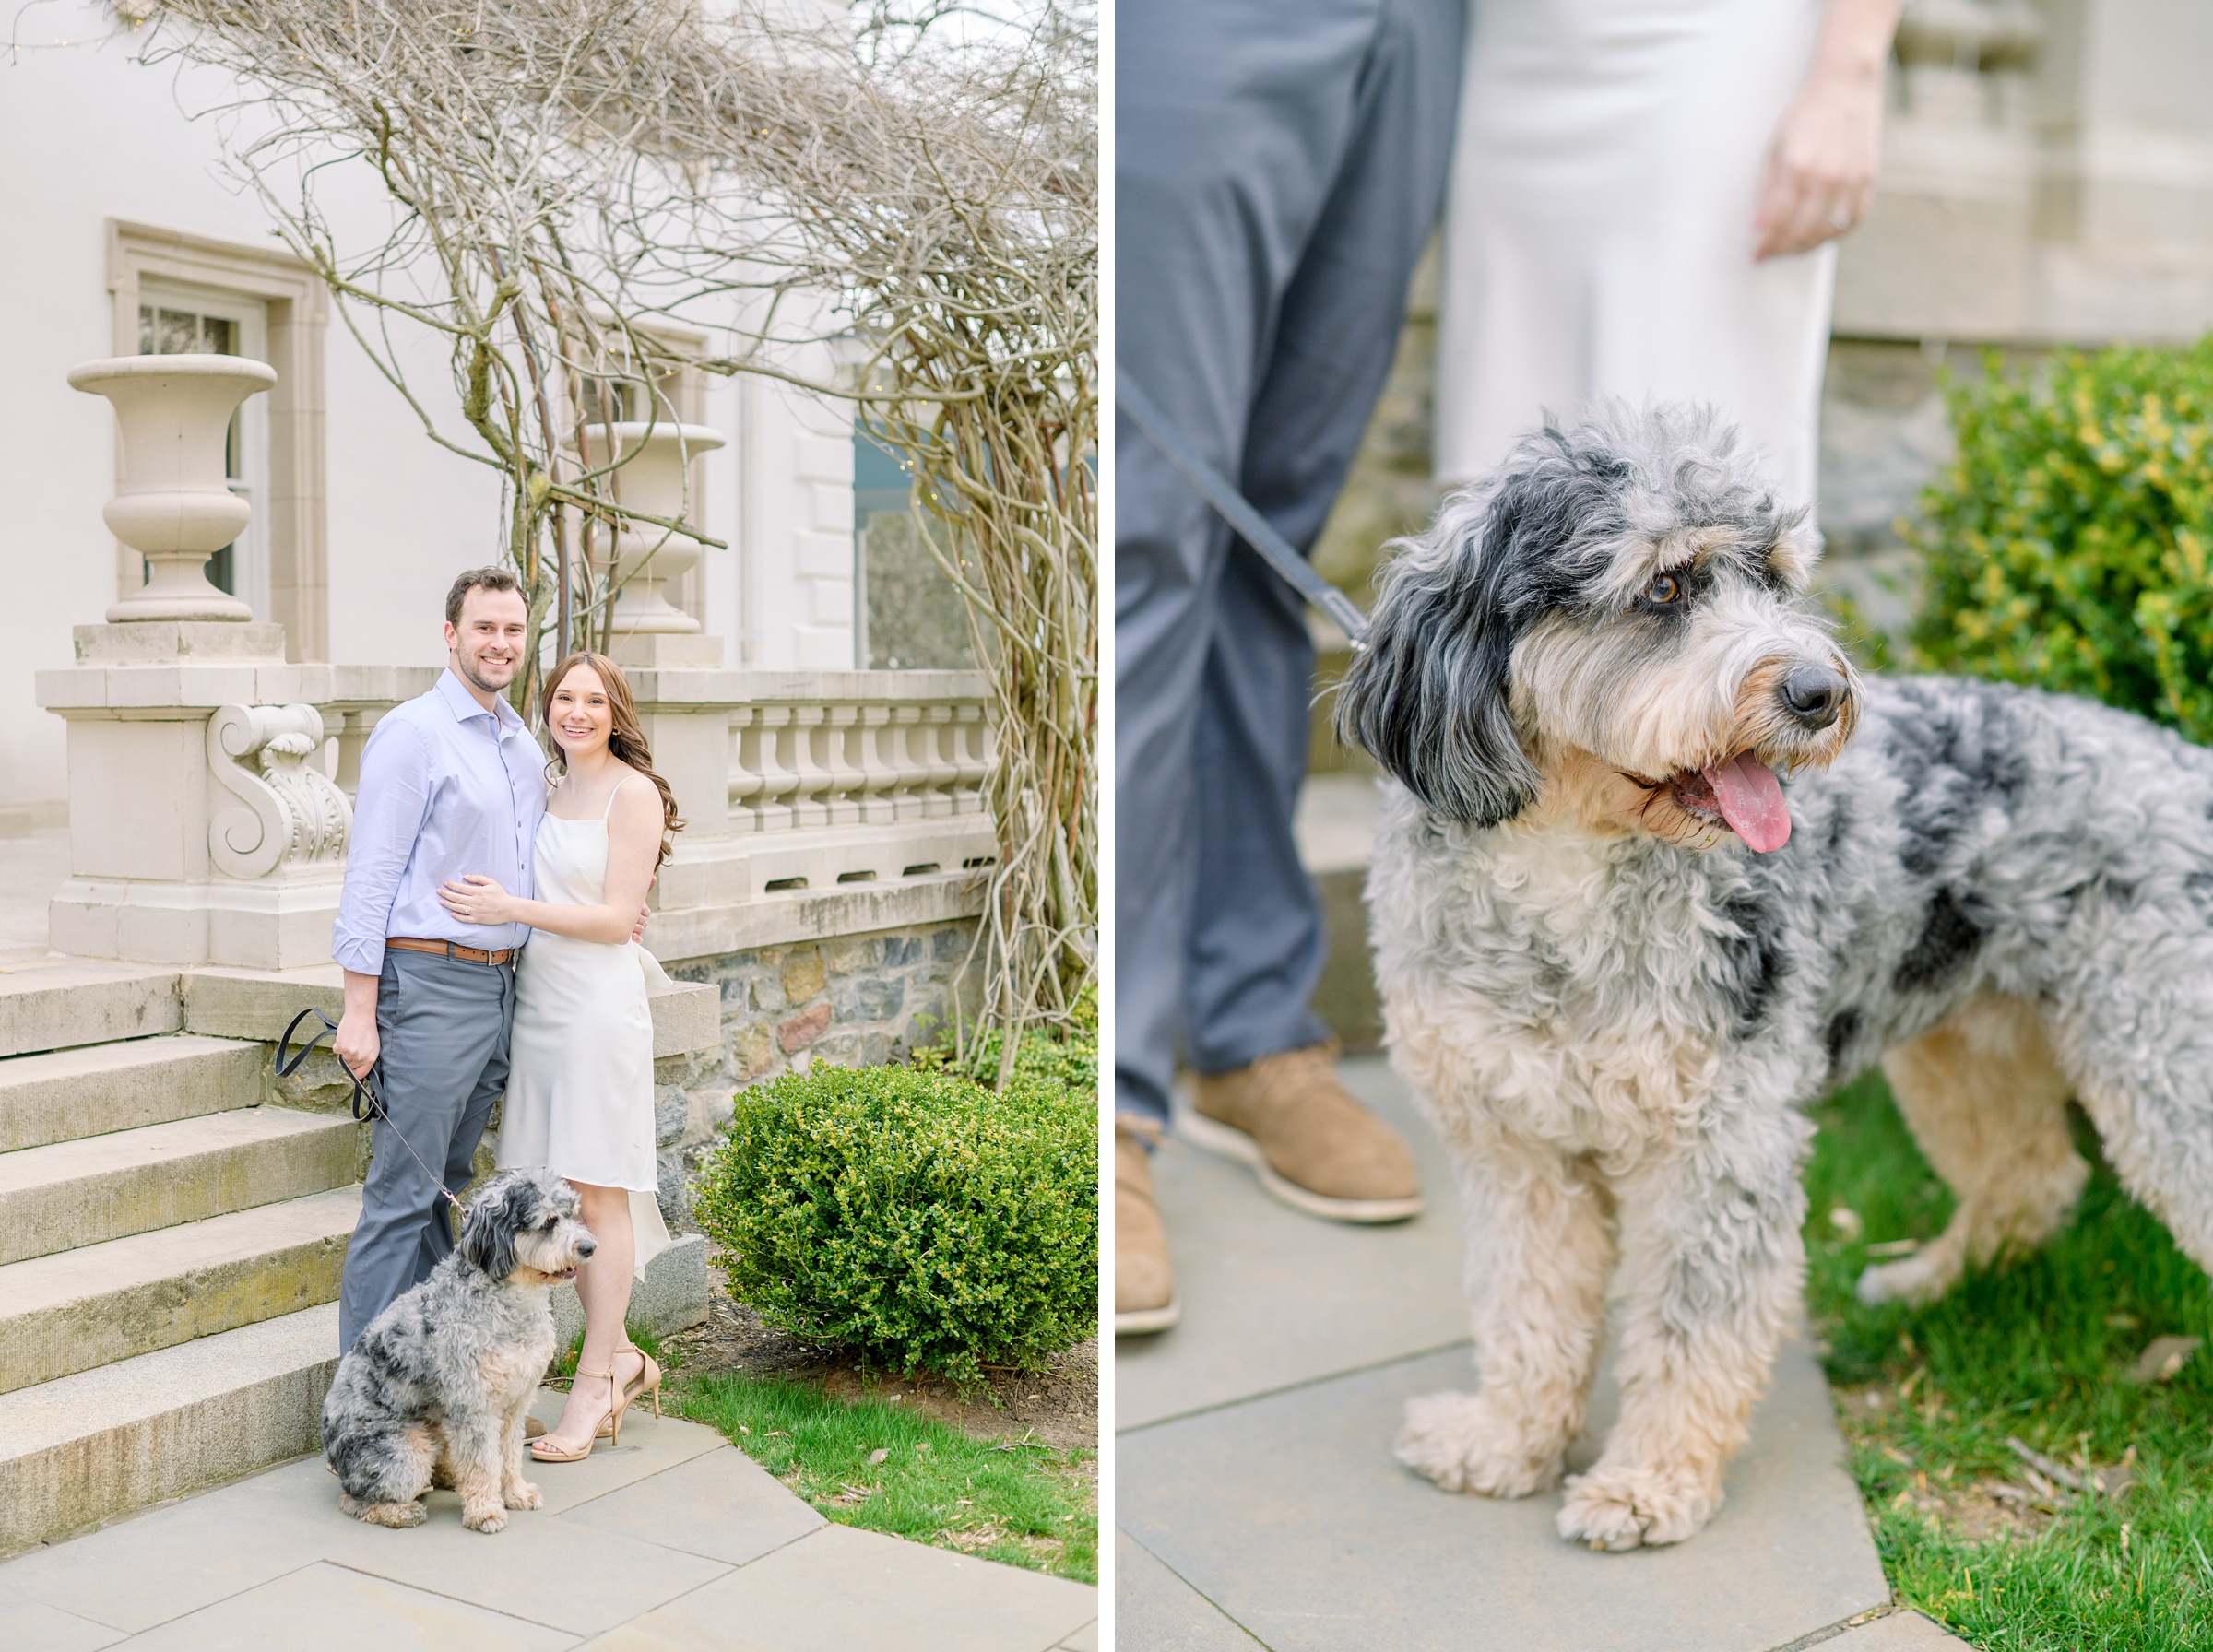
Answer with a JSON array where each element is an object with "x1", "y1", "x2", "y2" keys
[{"x1": 39, "y1": 623, "x2": 355, "y2": 970}]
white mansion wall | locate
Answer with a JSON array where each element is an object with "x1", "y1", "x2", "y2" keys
[{"x1": 0, "y1": 5, "x2": 856, "y2": 810}]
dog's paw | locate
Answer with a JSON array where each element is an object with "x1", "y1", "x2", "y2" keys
[
  {"x1": 504, "y1": 1480, "x2": 543, "y2": 1511},
  {"x1": 350, "y1": 1499, "x2": 428, "y2": 1528},
  {"x1": 1556, "y1": 1461, "x2": 1720, "y2": 1550},
  {"x1": 1394, "y1": 1390, "x2": 1563, "y2": 1497},
  {"x1": 463, "y1": 1505, "x2": 508, "y2": 1534},
  {"x1": 1855, "y1": 1249, "x2": 1958, "y2": 1308}
]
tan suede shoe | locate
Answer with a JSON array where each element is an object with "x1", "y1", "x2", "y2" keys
[
  {"x1": 1186, "y1": 1044, "x2": 1424, "y2": 1222},
  {"x1": 1115, "y1": 1118, "x2": 1180, "y2": 1334}
]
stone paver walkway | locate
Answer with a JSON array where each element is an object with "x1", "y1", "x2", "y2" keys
[
  {"x1": 0, "y1": 1388, "x2": 1095, "y2": 1651},
  {"x1": 1117, "y1": 1055, "x2": 1962, "y2": 1652}
]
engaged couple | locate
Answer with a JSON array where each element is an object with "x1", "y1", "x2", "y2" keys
[{"x1": 328, "y1": 566, "x2": 684, "y2": 1462}]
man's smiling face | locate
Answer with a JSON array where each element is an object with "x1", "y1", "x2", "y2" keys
[{"x1": 445, "y1": 586, "x2": 529, "y2": 696}]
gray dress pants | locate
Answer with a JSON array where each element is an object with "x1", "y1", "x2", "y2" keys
[
  {"x1": 337, "y1": 948, "x2": 516, "y2": 1351},
  {"x1": 1116, "y1": 0, "x2": 1464, "y2": 1123}
]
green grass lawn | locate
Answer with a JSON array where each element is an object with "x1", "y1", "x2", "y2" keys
[
  {"x1": 1806, "y1": 1072, "x2": 2213, "y2": 1649},
  {"x1": 548, "y1": 1324, "x2": 1096, "y2": 1585},
  {"x1": 670, "y1": 1371, "x2": 1096, "y2": 1584}
]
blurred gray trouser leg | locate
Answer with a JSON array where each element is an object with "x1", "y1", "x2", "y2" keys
[
  {"x1": 337, "y1": 949, "x2": 515, "y2": 1351},
  {"x1": 1115, "y1": 0, "x2": 1464, "y2": 1126}
]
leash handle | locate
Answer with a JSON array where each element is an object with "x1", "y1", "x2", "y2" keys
[
  {"x1": 272, "y1": 1005, "x2": 464, "y2": 1210},
  {"x1": 1118, "y1": 376, "x2": 1373, "y2": 649}
]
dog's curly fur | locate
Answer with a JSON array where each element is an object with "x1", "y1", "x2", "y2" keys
[
  {"x1": 1337, "y1": 404, "x2": 2213, "y2": 1550},
  {"x1": 323, "y1": 1169, "x2": 596, "y2": 1533}
]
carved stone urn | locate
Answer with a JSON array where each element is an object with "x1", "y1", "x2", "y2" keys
[
  {"x1": 68, "y1": 353, "x2": 277, "y2": 622},
  {"x1": 572, "y1": 421, "x2": 727, "y2": 634}
]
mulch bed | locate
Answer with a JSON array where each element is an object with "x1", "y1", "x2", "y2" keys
[{"x1": 661, "y1": 1275, "x2": 1098, "y2": 1455}]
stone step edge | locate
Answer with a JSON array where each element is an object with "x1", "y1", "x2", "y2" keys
[
  {"x1": 0, "y1": 963, "x2": 184, "y2": 1060},
  {"x1": 0, "y1": 1186, "x2": 362, "y2": 1397},
  {"x1": 0, "y1": 1107, "x2": 364, "y2": 1268},
  {"x1": 0, "y1": 1302, "x2": 340, "y2": 1555},
  {"x1": 0, "y1": 1033, "x2": 268, "y2": 1154}
]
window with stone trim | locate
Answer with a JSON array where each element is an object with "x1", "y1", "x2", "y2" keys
[{"x1": 106, "y1": 220, "x2": 329, "y2": 659}]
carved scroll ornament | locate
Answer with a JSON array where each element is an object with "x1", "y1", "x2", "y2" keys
[{"x1": 207, "y1": 703, "x2": 352, "y2": 879}]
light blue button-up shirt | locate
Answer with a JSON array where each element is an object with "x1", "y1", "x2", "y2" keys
[{"x1": 330, "y1": 669, "x2": 546, "y2": 976}]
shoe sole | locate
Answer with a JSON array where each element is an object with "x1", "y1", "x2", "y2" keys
[
  {"x1": 1114, "y1": 1296, "x2": 1181, "y2": 1335},
  {"x1": 1178, "y1": 1108, "x2": 1424, "y2": 1223}
]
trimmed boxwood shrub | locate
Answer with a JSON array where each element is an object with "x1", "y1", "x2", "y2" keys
[
  {"x1": 692, "y1": 1061, "x2": 1096, "y2": 1389},
  {"x1": 1911, "y1": 337, "x2": 2213, "y2": 738}
]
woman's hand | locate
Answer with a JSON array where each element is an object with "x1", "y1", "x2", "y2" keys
[
  {"x1": 1754, "y1": 65, "x2": 1884, "y2": 258},
  {"x1": 1755, "y1": 0, "x2": 1901, "y2": 259},
  {"x1": 439, "y1": 874, "x2": 515, "y2": 926}
]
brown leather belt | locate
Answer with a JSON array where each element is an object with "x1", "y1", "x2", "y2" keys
[{"x1": 386, "y1": 937, "x2": 516, "y2": 966}]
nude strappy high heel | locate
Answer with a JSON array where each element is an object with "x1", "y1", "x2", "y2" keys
[
  {"x1": 531, "y1": 1365, "x2": 618, "y2": 1463},
  {"x1": 598, "y1": 1345, "x2": 662, "y2": 1446}
]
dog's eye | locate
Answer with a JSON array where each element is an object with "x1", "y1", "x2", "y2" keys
[
  {"x1": 1648, "y1": 572, "x2": 1685, "y2": 605},
  {"x1": 540, "y1": 1218, "x2": 559, "y2": 1232}
]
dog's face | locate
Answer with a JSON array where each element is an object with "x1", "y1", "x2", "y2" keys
[
  {"x1": 458, "y1": 1170, "x2": 598, "y2": 1286},
  {"x1": 1338, "y1": 404, "x2": 1859, "y2": 854}
]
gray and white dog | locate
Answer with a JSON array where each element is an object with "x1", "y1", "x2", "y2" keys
[
  {"x1": 324, "y1": 1169, "x2": 596, "y2": 1533},
  {"x1": 1335, "y1": 403, "x2": 2213, "y2": 1551}
]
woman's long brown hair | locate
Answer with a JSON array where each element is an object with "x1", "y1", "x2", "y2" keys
[{"x1": 539, "y1": 652, "x2": 685, "y2": 867}]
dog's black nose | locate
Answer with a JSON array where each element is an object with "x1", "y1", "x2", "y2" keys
[
  {"x1": 576, "y1": 1236, "x2": 597, "y2": 1258},
  {"x1": 1779, "y1": 664, "x2": 1847, "y2": 730}
]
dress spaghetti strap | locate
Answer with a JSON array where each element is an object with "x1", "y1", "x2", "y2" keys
[{"x1": 600, "y1": 773, "x2": 637, "y2": 823}]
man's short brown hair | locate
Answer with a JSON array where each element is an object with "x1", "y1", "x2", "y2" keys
[{"x1": 444, "y1": 565, "x2": 524, "y2": 626}]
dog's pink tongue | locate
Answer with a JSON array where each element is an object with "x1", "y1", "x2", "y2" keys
[{"x1": 1705, "y1": 752, "x2": 1791, "y2": 852}]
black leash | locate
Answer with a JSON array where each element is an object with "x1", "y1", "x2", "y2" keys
[
  {"x1": 1117, "y1": 375, "x2": 1372, "y2": 649},
  {"x1": 276, "y1": 1007, "x2": 465, "y2": 1212}
]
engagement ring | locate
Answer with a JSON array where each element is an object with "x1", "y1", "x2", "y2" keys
[{"x1": 1826, "y1": 208, "x2": 1853, "y2": 230}]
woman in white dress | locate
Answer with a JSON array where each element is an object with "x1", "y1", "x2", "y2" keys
[
  {"x1": 1433, "y1": 0, "x2": 1902, "y2": 504},
  {"x1": 438, "y1": 651, "x2": 683, "y2": 1461}
]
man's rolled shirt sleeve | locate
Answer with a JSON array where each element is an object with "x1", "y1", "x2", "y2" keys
[{"x1": 331, "y1": 720, "x2": 432, "y2": 976}]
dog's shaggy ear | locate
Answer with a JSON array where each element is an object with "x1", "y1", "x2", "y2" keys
[
  {"x1": 1336, "y1": 448, "x2": 1601, "y2": 825},
  {"x1": 458, "y1": 1174, "x2": 524, "y2": 1280}
]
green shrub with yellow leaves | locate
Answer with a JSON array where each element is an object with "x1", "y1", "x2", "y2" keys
[
  {"x1": 692, "y1": 1060, "x2": 1095, "y2": 1390},
  {"x1": 1911, "y1": 338, "x2": 2213, "y2": 739}
]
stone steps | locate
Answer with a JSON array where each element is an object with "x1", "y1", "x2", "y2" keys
[
  {"x1": 0, "y1": 1185, "x2": 361, "y2": 1395},
  {"x1": 0, "y1": 1108, "x2": 363, "y2": 1267},
  {"x1": 0, "y1": 1033, "x2": 266, "y2": 1152},
  {"x1": 0, "y1": 951, "x2": 717, "y2": 1554},
  {"x1": 0, "y1": 960, "x2": 181, "y2": 1058},
  {"x1": 0, "y1": 1302, "x2": 339, "y2": 1554}
]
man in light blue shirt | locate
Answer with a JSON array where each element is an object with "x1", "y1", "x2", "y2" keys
[{"x1": 330, "y1": 566, "x2": 546, "y2": 1351}]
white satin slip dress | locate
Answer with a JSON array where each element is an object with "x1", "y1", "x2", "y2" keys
[
  {"x1": 1433, "y1": 0, "x2": 1835, "y2": 507},
  {"x1": 497, "y1": 775, "x2": 672, "y2": 1276}
]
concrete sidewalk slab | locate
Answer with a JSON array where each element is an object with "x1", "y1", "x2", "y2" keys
[
  {"x1": 1115, "y1": 1528, "x2": 1262, "y2": 1652},
  {"x1": 0, "y1": 1580, "x2": 124, "y2": 1652},
  {"x1": 0, "y1": 1450, "x2": 376, "y2": 1633},
  {"x1": 1825, "y1": 1611, "x2": 1976, "y2": 1650},
  {"x1": 326, "y1": 1493, "x2": 728, "y2": 1637},
  {"x1": 1118, "y1": 1054, "x2": 1891, "y2": 1652},
  {"x1": 587, "y1": 1521, "x2": 1096, "y2": 1652},
  {"x1": 1116, "y1": 1060, "x2": 1468, "y2": 1430},
  {"x1": 557, "y1": 1443, "x2": 824, "y2": 1565},
  {"x1": 124, "y1": 1561, "x2": 579, "y2": 1651},
  {"x1": 0, "y1": 1400, "x2": 1096, "y2": 1652},
  {"x1": 1120, "y1": 1339, "x2": 1887, "y2": 1652}
]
